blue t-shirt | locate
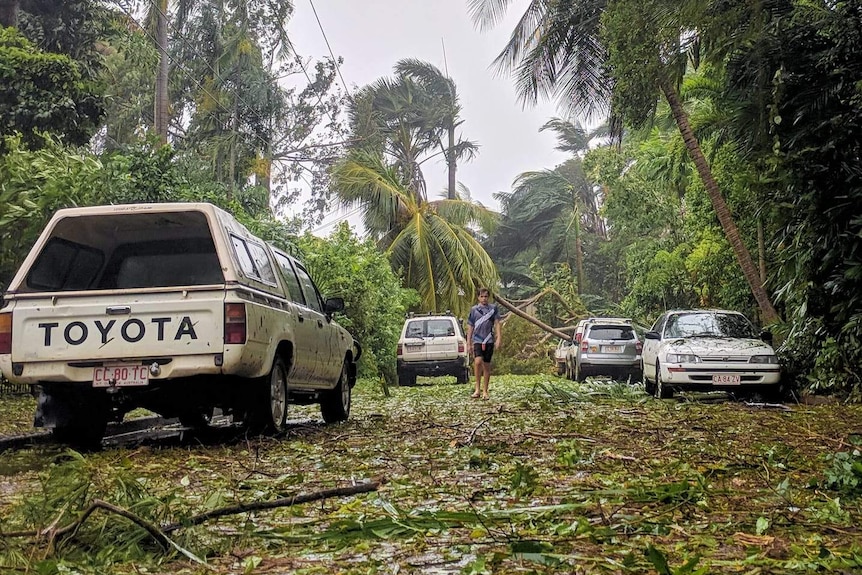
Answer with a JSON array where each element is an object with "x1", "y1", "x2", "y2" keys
[{"x1": 468, "y1": 303, "x2": 498, "y2": 344}]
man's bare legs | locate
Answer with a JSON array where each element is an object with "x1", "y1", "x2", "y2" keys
[
  {"x1": 472, "y1": 356, "x2": 491, "y2": 399},
  {"x1": 472, "y1": 355, "x2": 483, "y2": 398}
]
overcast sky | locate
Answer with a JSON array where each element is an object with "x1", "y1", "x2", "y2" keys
[{"x1": 286, "y1": 0, "x2": 571, "y2": 233}]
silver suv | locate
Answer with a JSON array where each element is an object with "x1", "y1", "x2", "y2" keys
[
  {"x1": 396, "y1": 313, "x2": 469, "y2": 386},
  {"x1": 565, "y1": 318, "x2": 642, "y2": 382}
]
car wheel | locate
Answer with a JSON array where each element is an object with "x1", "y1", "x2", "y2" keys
[
  {"x1": 321, "y1": 359, "x2": 351, "y2": 423},
  {"x1": 643, "y1": 361, "x2": 656, "y2": 395},
  {"x1": 629, "y1": 369, "x2": 643, "y2": 385},
  {"x1": 249, "y1": 356, "x2": 288, "y2": 432},
  {"x1": 456, "y1": 368, "x2": 470, "y2": 385},
  {"x1": 654, "y1": 362, "x2": 673, "y2": 399},
  {"x1": 575, "y1": 362, "x2": 586, "y2": 382},
  {"x1": 398, "y1": 372, "x2": 416, "y2": 386}
]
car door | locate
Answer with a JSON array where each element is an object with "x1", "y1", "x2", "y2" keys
[
  {"x1": 273, "y1": 252, "x2": 319, "y2": 386},
  {"x1": 642, "y1": 313, "x2": 667, "y2": 379},
  {"x1": 291, "y1": 261, "x2": 341, "y2": 386}
]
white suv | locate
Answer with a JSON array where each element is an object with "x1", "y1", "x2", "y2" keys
[{"x1": 396, "y1": 313, "x2": 469, "y2": 386}]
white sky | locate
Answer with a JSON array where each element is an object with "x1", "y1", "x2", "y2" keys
[{"x1": 286, "y1": 0, "x2": 571, "y2": 234}]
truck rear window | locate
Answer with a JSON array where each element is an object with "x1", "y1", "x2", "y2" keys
[{"x1": 24, "y1": 211, "x2": 223, "y2": 292}]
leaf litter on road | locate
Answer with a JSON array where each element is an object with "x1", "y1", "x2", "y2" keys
[{"x1": 0, "y1": 375, "x2": 861, "y2": 574}]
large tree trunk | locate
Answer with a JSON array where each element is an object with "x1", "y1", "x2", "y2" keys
[
  {"x1": 0, "y1": 0, "x2": 18, "y2": 27},
  {"x1": 661, "y1": 80, "x2": 781, "y2": 325},
  {"x1": 757, "y1": 217, "x2": 767, "y2": 283},
  {"x1": 447, "y1": 125, "x2": 456, "y2": 199},
  {"x1": 153, "y1": 0, "x2": 169, "y2": 144},
  {"x1": 573, "y1": 207, "x2": 584, "y2": 294},
  {"x1": 495, "y1": 294, "x2": 571, "y2": 341}
]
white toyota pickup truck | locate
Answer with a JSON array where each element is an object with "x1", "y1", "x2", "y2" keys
[{"x1": 0, "y1": 203, "x2": 360, "y2": 446}]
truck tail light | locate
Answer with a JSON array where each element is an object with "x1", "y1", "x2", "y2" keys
[
  {"x1": 0, "y1": 312, "x2": 11, "y2": 354},
  {"x1": 458, "y1": 341, "x2": 465, "y2": 353},
  {"x1": 224, "y1": 303, "x2": 246, "y2": 344},
  {"x1": 636, "y1": 341, "x2": 643, "y2": 354},
  {"x1": 397, "y1": 343, "x2": 403, "y2": 356}
]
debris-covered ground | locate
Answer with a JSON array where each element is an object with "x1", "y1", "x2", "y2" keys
[{"x1": 1, "y1": 376, "x2": 861, "y2": 574}]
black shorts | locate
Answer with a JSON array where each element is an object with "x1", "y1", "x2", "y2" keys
[{"x1": 473, "y1": 342, "x2": 495, "y2": 363}]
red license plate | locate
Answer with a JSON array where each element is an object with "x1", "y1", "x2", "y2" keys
[
  {"x1": 93, "y1": 364, "x2": 149, "y2": 387},
  {"x1": 712, "y1": 374, "x2": 741, "y2": 385}
]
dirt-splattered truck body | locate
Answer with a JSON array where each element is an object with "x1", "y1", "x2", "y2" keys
[{"x1": 0, "y1": 203, "x2": 359, "y2": 445}]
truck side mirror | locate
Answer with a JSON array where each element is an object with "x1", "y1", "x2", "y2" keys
[
  {"x1": 324, "y1": 297, "x2": 345, "y2": 316},
  {"x1": 644, "y1": 331, "x2": 660, "y2": 340},
  {"x1": 760, "y1": 330, "x2": 773, "y2": 345}
]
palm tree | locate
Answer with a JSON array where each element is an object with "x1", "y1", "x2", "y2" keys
[
  {"x1": 469, "y1": 0, "x2": 781, "y2": 324},
  {"x1": 492, "y1": 161, "x2": 595, "y2": 293},
  {"x1": 394, "y1": 59, "x2": 479, "y2": 200},
  {"x1": 332, "y1": 149, "x2": 498, "y2": 317}
]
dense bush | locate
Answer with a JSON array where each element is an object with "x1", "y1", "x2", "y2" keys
[{"x1": 299, "y1": 224, "x2": 417, "y2": 386}]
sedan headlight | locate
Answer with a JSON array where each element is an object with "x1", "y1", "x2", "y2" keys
[
  {"x1": 749, "y1": 354, "x2": 779, "y2": 364},
  {"x1": 666, "y1": 353, "x2": 701, "y2": 364}
]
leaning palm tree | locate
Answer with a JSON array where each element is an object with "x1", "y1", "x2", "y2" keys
[
  {"x1": 469, "y1": 0, "x2": 781, "y2": 324},
  {"x1": 332, "y1": 149, "x2": 498, "y2": 317},
  {"x1": 395, "y1": 59, "x2": 479, "y2": 200},
  {"x1": 492, "y1": 161, "x2": 595, "y2": 293}
]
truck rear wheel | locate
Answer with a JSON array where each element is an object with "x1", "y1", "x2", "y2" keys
[
  {"x1": 248, "y1": 357, "x2": 288, "y2": 433},
  {"x1": 321, "y1": 359, "x2": 351, "y2": 423}
]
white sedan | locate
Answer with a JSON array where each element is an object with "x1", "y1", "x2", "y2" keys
[{"x1": 641, "y1": 310, "x2": 781, "y2": 399}]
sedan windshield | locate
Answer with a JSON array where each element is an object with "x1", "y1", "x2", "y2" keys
[{"x1": 664, "y1": 312, "x2": 756, "y2": 339}]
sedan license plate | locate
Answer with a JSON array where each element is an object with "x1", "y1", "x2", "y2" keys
[
  {"x1": 93, "y1": 364, "x2": 149, "y2": 387},
  {"x1": 712, "y1": 374, "x2": 741, "y2": 385},
  {"x1": 602, "y1": 345, "x2": 623, "y2": 353}
]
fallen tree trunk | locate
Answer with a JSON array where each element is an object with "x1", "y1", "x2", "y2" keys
[{"x1": 495, "y1": 294, "x2": 571, "y2": 341}]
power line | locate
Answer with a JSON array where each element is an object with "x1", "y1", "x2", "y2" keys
[
  {"x1": 307, "y1": 0, "x2": 352, "y2": 100},
  {"x1": 311, "y1": 206, "x2": 363, "y2": 234}
]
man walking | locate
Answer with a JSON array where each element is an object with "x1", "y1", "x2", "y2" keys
[{"x1": 466, "y1": 288, "x2": 502, "y2": 400}]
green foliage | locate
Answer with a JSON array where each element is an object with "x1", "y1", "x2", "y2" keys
[
  {"x1": 298, "y1": 224, "x2": 417, "y2": 384},
  {"x1": 0, "y1": 27, "x2": 103, "y2": 148},
  {"x1": 742, "y1": 0, "x2": 862, "y2": 398},
  {"x1": 0, "y1": 135, "x2": 104, "y2": 289},
  {"x1": 492, "y1": 314, "x2": 552, "y2": 375},
  {"x1": 821, "y1": 438, "x2": 862, "y2": 498},
  {"x1": 2, "y1": 451, "x2": 186, "y2": 572}
]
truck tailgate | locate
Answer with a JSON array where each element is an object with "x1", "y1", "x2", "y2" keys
[{"x1": 11, "y1": 290, "x2": 225, "y2": 363}]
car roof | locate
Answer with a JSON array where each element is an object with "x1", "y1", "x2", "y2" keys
[
  {"x1": 405, "y1": 314, "x2": 457, "y2": 321},
  {"x1": 582, "y1": 317, "x2": 633, "y2": 325},
  {"x1": 664, "y1": 309, "x2": 744, "y2": 316}
]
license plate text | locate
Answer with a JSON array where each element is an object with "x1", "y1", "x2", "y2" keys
[{"x1": 93, "y1": 364, "x2": 149, "y2": 387}]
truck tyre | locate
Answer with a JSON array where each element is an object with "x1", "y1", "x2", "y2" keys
[
  {"x1": 575, "y1": 362, "x2": 587, "y2": 382},
  {"x1": 398, "y1": 372, "x2": 416, "y2": 387},
  {"x1": 321, "y1": 359, "x2": 351, "y2": 423},
  {"x1": 248, "y1": 356, "x2": 288, "y2": 433},
  {"x1": 456, "y1": 368, "x2": 470, "y2": 385}
]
